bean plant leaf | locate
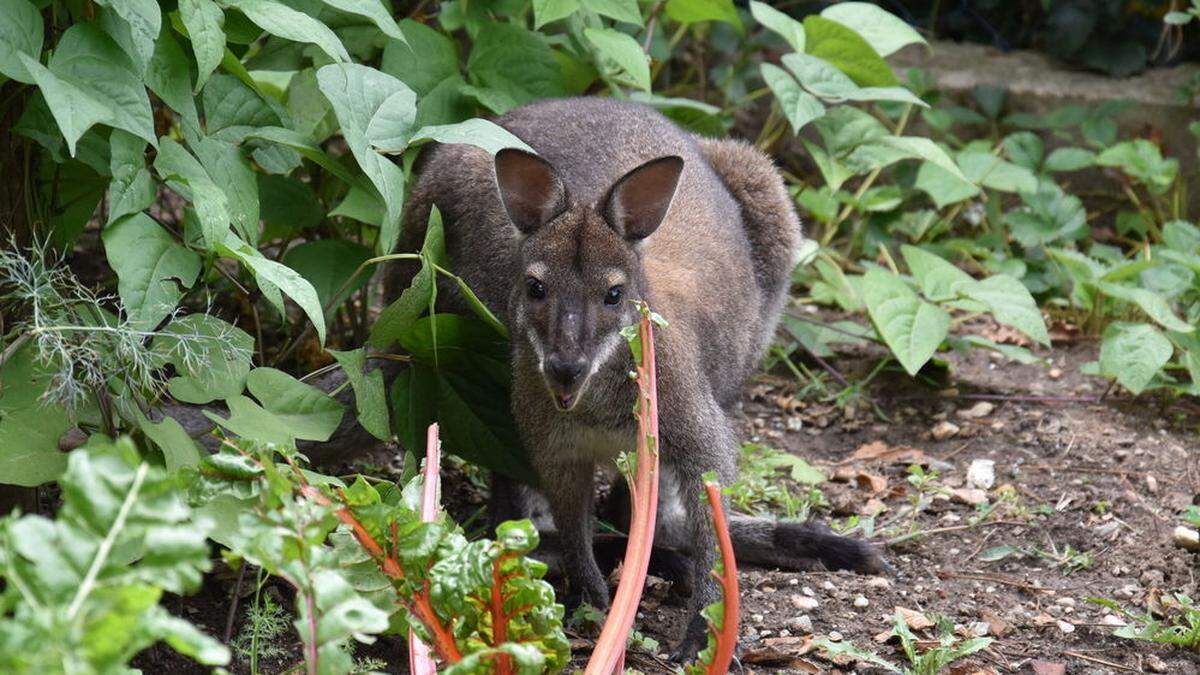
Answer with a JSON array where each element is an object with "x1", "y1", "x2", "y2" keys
[
  {"x1": 136, "y1": 412, "x2": 203, "y2": 472},
  {"x1": 749, "y1": 1, "x2": 805, "y2": 52},
  {"x1": 860, "y1": 267, "x2": 950, "y2": 375},
  {"x1": 665, "y1": 0, "x2": 741, "y2": 28},
  {"x1": 1044, "y1": 147, "x2": 1096, "y2": 172},
  {"x1": 0, "y1": 344, "x2": 73, "y2": 487},
  {"x1": 224, "y1": 367, "x2": 345, "y2": 442},
  {"x1": 583, "y1": 0, "x2": 642, "y2": 24},
  {"x1": 102, "y1": 214, "x2": 202, "y2": 331},
  {"x1": 225, "y1": 0, "x2": 350, "y2": 63},
  {"x1": 1095, "y1": 282, "x2": 1195, "y2": 334},
  {"x1": 782, "y1": 53, "x2": 923, "y2": 106},
  {"x1": 153, "y1": 138, "x2": 232, "y2": 249},
  {"x1": 820, "y1": 2, "x2": 925, "y2": 56},
  {"x1": 407, "y1": 119, "x2": 534, "y2": 154},
  {"x1": 533, "y1": 0, "x2": 580, "y2": 28},
  {"x1": 178, "y1": 0, "x2": 225, "y2": 91},
  {"x1": 900, "y1": 245, "x2": 975, "y2": 302},
  {"x1": 761, "y1": 63, "x2": 824, "y2": 133},
  {"x1": 218, "y1": 236, "x2": 328, "y2": 345},
  {"x1": 1099, "y1": 322, "x2": 1173, "y2": 394},
  {"x1": 153, "y1": 314, "x2": 254, "y2": 404},
  {"x1": 803, "y1": 15, "x2": 898, "y2": 87},
  {"x1": 962, "y1": 275, "x2": 1050, "y2": 346},
  {"x1": 106, "y1": 130, "x2": 155, "y2": 224},
  {"x1": 319, "y1": 0, "x2": 406, "y2": 42},
  {"x1": 329, "y1": 348, "x2": 391, "y2": 441},
  {"x1": 0, "y1": 0, "x2": 44, "y2": 83},
  {"x1": 95, "y1": 0, "x2": 161, "y2": 74},
  {"x1": 584, "y1": 27, "x2": 651, "y2": 92}
]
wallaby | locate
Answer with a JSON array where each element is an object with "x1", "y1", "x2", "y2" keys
[{"x1": 394, "y1": 97, "x2": 884, "y2": 659}]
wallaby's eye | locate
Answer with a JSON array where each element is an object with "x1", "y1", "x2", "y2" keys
[
  {"x1": 526, "y1": 277, "x2": 547, "y2": 300},
  {"x1": 604, "y1": 285, "x2": 624, "y2": 306}
]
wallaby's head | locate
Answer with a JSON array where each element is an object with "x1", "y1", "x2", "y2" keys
[{"x1": 494, "y1": 148, "x2": 683, "y2": 411}]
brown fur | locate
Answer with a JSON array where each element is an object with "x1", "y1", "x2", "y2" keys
[{"x1": 390, "y1": 98, "x2": 883, "y2": 659}]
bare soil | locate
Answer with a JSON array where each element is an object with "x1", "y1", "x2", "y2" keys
[{"x1": 137, "y1": 338, "x2": 1200, "y2": 674}]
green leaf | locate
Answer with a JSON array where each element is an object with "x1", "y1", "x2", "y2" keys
[
  {"x1": 962, "y1": 275, "x2": 1050, "y2": 346},
  {"x1": 191, "y1": 137, "x2": 260, "y2": 245},
  {"x1": 956, "y1": 151, "x2": 1038, "y2": 193},
  {"x1": 584, "y1": 27, "x2": 651, "y2": 92},
  {"x1": 0, "y1": 344, "x2": 73, "y2": 486},
  {"x1": 154, "y1": 314, "x2": 254, "y2": 404},
  {"x1": 95, "y1": 0, "x2": 161, "y2": 75},
  {"x1": 782, "y1": 53, "x2": 922, "y2": 106},
  {"x1": 407, "y1": 118, "x2": 534, "y2": 155},
  {"x1": 749, "y1": 1, "x2": 805, "y2": 52},
  {"x1": 665, "y1": 0, "x2": 740, "y2": 28},
  {"x1": 1099, "y1": 322, "x2": 1173, "y2": 395},
  {"x1": 820, "y1": 2, "x2": 925, "y2": 56},
  {"x1": 218, "y1": 235, "x2": 328, "y2": 345},
  {"x1": 0, "y1": 0, "x2": 44, "y2": 83},
  {"x1": 1095, "y1": 282, "x2": 1194, "y2": 333},
  {"x1": 146, "y1": 28, "x2": 202, "y2": 136},
  {"x1": 281, "y1": 240, "x2": 372, "y2": 314},
  {"x1": 178, "y1": 0, "x2": 225, "y2": 91},
  {"x1": 316, "y1": 63, "x2": 413, "y2": 254},
  {"x1": 329, "y1": 185, "x2": 384, "y2": 226},
  {"x1": 380, "y1": 19, "x2": 459, "y2": 97},
  {"x1": 102, "y1": 214, "x2": 202, "y2": 330},
  {"x1": 1044, "y1": 146, "x2": 1096, "y2": 172},
  {"x1": 760, "y1": 63, "x2": 824, "y2": 133},
  {"x1": 467, "y1": 22, "x2": 568, "y2": 111},
  {"x1": 318, "y1": 0, "x2": 406, "y2": 42},
  {"x1": 16, "y1": 59, "x2": 108, "y2": 158},
  {"x1": 153, "y1": 138, "x2": 232, "y2": 249},
  {"x1": 1002, "y1": 131, "x2": 1043, "y2": 171},
  {"x1": 137, "y1": 413, "x2": 203, "y2": 472},
  {"x1": 533, "y1": 0, "x2": 580, "y2": 28},
  {"x1": 860, "y1": 267, "x2": 950, "y2": 375},
  {"x1": 211, "y1": 367, "x2": 344, "y2": 442},
  {"x1": 225, "y1": 0, "x2": 350, "y2": 63},
  {"x1": 1004, "y1": 182, "x2": 1087, "y2": 248},
  {"x1": 47, "y1": 24, "x2": 157, "y2": 147},
  {"x1": 582, "y1": 0, "x2": 642, "y2": 24},
  {"x1": 259, "y1": 174, "x2": 324, "y2": 239},
  {"x1": 329, "y1": 348, "x2": 390, "y2": 441},
  {"x1": 803, "y1": 15, "x2": 898, "y2": 87},
  {"x1": 1096, "y1": 139, "x2": 1178, "y2": 194},
  {"x1": 106, "y1": 130, "x2": 155, "y2": 225},
  {"x1": 900, "y1": 245, "x2": 974, "y2": 302}
]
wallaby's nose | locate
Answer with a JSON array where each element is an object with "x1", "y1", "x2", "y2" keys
[{"x1": 546, "y1": 353, "x2": 588, "y2": 387}]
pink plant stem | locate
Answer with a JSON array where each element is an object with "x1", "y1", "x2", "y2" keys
[
  {"x1": 585, "y1": 315, "x2": 660, "y2": 675},
  {"x1": 703, "y1": 482, "x2": 739, "y2": 675},
  {"x1": 409, "y1": 423, "x2": 443, "y2": 675}
]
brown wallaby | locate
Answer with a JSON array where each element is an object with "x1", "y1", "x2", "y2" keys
[{"x1": 394, "y1": 97, "x2": 884, "y2": 659}]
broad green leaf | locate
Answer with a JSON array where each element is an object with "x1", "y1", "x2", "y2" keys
[
  {"x1": 244, "y1": 126, "x2": 365, "y2": 187},
  {"x1": 242, "y1": 367, "x2": 344, "y2": 442},
  {"x1": 317, "y1": 63, "x2": 412, "y2": 254},
  {"x1": 820, "y1": 2, "x2": 925, "y2": 56},
  {"x1": 900, "y1": 245, "x2": 974, "y2": 302},
  {"x1": 95, "y1": 0, "x2": 161, "y2": 74},
  {"x1": 1044, "y1": 146, "x2": 1095, "y2": 172},
  {"x1": 102, "y1": 214, "x2": 202, "y2": 330},
  {"x1": 259, "y1": 174, "x2": 323, "y2": 239},
  {"x1": 665, "y1": 0, "x2": 740, "y2": 28},
  {"x1": 1095, "y1": 282, "x2": 1194, "y2": 333},
  {"x1": 205, "y1": 395, "x2": 296, "y2": 445},
  {"x1": 329, "y1": 185, "x2": 385, "y2": 226},
  {"x1": 202, "y1": 73, "x2": 280, "y2": 133},
  {"x1": 962, "y1": 275, "x2": 1050, "y2": 346},
  {"x1": 47, "y1": 24, "x2": 156, "y2": 147},
  {"x1": 951, "y1": 335, "x2": 1043, "y2": 365},
  {"x1": 153, "y1": 138, "x2": 232, "y2": 249},
  {"x1": 319, "y1": 0, "x2": 406, "y2": 42},
  {"x1": 1163, "y1": 220, "x2": 1200, "y2": 253},
  {"x1": 0, "y1": 0, "x2": 44, "y2": 83},
  {"x1": 408, "y1": 118, "x2": 534, "y2": 154},
  {"x1": 390, "y1": 364, "x2": 438, "y2": 455},
  {"x1": 467, "y1": 22, "x2": 568, "y2": 110},
  {"x1": 1099, "y1": 322, "x2": 1173, "y2": 395},
  {"x1": 849, "y1": 136, "x2": 968, "y2": 182},
  {"x1": 179, "y1": 0, "x2": 225, "y2": 91},
  {"x1": 860, "y1": 267, "x2": 950, "y2": 375},
  {"x1": 226, "y1": 0, "x2": 350, "y2": 63},
  {"x1": 191, "y1": 137, "x2": 260, "y2": 245},
  {"x1": 533, "y1": 0, "x2": 580, "y2": 28},
  {"x1": 154, "y1": 314, "x2": 254, "y2": 404},
  {"x1": 584, "y1": 27, "x2": 651, "y2": 92},
  {"x1": 760, "y1": 63, "x2": 824, "y2": 133},
  {"x1": 380, "y1": 19, "x2": 459, "y2": 96},
  {"x1": 137, "y1": 413, "x2": 203, "y2": 472},
  {"x1": 1096, "y1": 139, "x2": 1178, "y2": 194},
  {"x1": 329, "y1": 349, "x2": 390, "y2": 441},
  {"x1": 749, "y1": 1, "x2": 805, "y2": 52},
  {"x1": 219, "y1": 235, "x2": 328, "y2": 345},
  {"x1": 17, "y1": 56, "x2": 112, "y2": 157},
  {"x1": 803, "y1": 15, "x2": 898, "y2": 87},
  {"x1": 1003, "y1": 182, "x2": 1087, "y2": 248},
  {"x1": 782, "y1": 53, "x2": 923, "y2": 106},
  {"x1": 106, "y1": 130, "x2": 155, "y2": 224},
  {"x1": 582, "y1": 0, "x2": 642, "y2": 24},
  {"x1": 1002, "y1": 131, "x2": 1043, "y2": 171},
  {"x1": 146, "y1": 28, "x2": 202, "y2": 135},
  {"x1": 281, "y1": 239, "x2": 373, "y2": 313},
  {"x1": 956, "y1": 151, "x2": 1038, "y2": 193},
  {"x1": 0, "y1": 344, "x2": 73, "y2": 486}
]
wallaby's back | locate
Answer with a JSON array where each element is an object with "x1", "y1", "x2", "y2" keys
[{"x1": 400, "y1": 98, "x2": 801, "y2": 403}]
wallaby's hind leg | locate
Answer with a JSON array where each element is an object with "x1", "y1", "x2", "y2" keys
[{"x1": 540, "y1": 459, "x2": 610, "y2": 611}]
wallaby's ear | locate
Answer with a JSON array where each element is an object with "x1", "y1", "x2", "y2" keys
[
  {"x1": 602, "y1": 155, "x2": 684, "y2": 241},
  {"x1": 494, "y1": 148, "x2": 569, "y2": 235}
]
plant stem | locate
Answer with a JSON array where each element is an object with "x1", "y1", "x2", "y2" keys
[
  {"x1": 409, "y1": 424, "x2": 442, "y2": 675},
  {"x1": 67, "y1": 462, "x2": 149, "y2": 620},
  {"x1": 703, "y1": 482, "x2": 739, "y2": 675}
]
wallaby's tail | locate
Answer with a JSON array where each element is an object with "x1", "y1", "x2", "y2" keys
[{"x1": 729, "y1": 516, "x2": 889, "y2": 574}]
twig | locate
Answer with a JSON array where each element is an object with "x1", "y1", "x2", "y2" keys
[
  {"x1": 223, "y1": 563, "x2": 248, "y2": 643},
  {"x1": 935, "y1": 570, "x2": 1046, "y2": 593},
  {"x1": 1062, "y1": 650, "x2": 1141, "y2": 672},
  {"x1": 642, "y1": 0, "x2": 667, "y2": 53},
  {"x1": 882, "y1": 519, "x2": 1028, "y2": 546}
]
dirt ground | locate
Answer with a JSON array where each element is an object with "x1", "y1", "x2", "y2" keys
[{"x1": 136, "y1": 336, "x2": 1200, "y2": 674}]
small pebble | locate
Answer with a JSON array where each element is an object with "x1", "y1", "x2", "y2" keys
[
  {"x1": 827, "y1": 631, "x2": 843, "y2": 642},
  {"x1": 790, "y1": 615, "x2": 814, "y2": 634},
  {"x1": 791, "y1": 595, "x2": 819, "y2": 611},
  {"x1": 853, "y1": 595, "x2": 869, "y2": 608},
  {"x1": 1056, "y1": 620, "x2": 1075, "y2": 634}
]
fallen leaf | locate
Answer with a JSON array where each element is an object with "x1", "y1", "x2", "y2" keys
[
  {"x1": 950, "y1": 487, "x2": 989, "y2": 505},
  {"x1": 981, "y1": 610, "x2": 1011, "y2": 637},
  {"x1": 1031, "y1": 661, "x2": 1065, "y2": 675},
  {"x1": 896, "y1": 606, "x2": 935, "y2": 630},
  {"x1": 855, "y1": 472, "x2": 889, "y2": 495},
  {"x1": 846, "y1": 440, "x2": 929, "y2": 465},
  {"x1": 742, "y1": 636, "x2": 817, "y2": 668},
  {"x1": 861, "y1": 497, "x2": 887, "y2": 516}
]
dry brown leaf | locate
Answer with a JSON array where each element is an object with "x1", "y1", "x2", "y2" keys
[
  {"x1": 981, "y1": 610, "x2": 1010, "y2": 637},
  {"x1": 742, "y1": 636, "x2": 816, "y2": 667},
  {"x1": 1031, "y1": 662, "x2": 1066, "y2": 675},
  {"x1": 855, "y1": 472, "x2": 889, "y2": 495},
  {"x1": 861, "y1": 497, "x2": 887, "y2": 516},
  {"x1": 896, "y1": 606, "x2": 935, "y2": 630},
  {"x1": 846, "y1": 440, "x2": 929, "y2": 465},
  {"x1": 947, "y1": 666, "x2": 997, "y2": 675}
]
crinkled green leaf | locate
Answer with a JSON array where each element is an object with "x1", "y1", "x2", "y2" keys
[
  {"x1": 860, "y1": 267, "x2": 950, "y2": 375},
  {"x1": 1099, "y1": 322, "x2": 1173, "y2": 394}
]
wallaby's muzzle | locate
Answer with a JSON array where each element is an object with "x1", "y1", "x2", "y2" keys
[{"x1": 543, "y1": 350, "x2": 589, "y2": 410}]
